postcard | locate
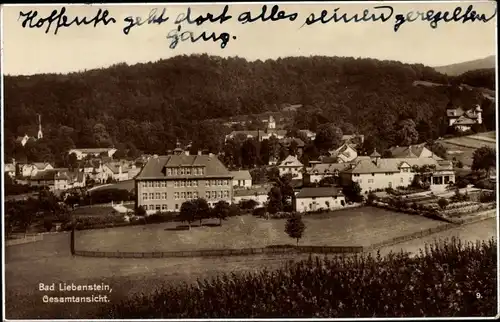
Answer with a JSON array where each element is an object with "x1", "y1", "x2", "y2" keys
[{"x1": 2, "y1": 1, "x2": 498, "y2": 319}]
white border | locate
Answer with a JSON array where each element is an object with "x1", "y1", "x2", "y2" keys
[{"x1": 1, "y1": 1, "x2": 498, "y2": 321}]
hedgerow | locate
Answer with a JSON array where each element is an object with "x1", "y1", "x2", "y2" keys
[{"x1": 101, "y1": 237, "x2": 497, "y2": 318}]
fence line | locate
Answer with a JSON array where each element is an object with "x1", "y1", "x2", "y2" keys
[
  {"x1": 366, "y1": 209, "x2": 497, "y2": 251},
  {"x1": 74, "y1": 245, "x2": 365, "y2": 259},
  {"x1": 6, "y1": 234, "x2": 44, "y2": 246}
]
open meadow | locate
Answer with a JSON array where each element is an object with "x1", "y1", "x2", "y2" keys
[
  {"x1": 5, "y1": 217, "x2": 496, "y2": 319},
  {"x1": 75, "y1": 207, "x2": 448, "y2": 252}
]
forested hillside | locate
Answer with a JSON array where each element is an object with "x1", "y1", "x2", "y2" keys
[
  {"x1": 434, "y1": 55, "x2": 495, "y2": 76},
  {"x1": 4, "y1": 54, "x2": 495, "y2": 166}
]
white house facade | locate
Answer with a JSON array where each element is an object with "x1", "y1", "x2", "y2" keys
[
  {"x1": 231, "y1": 170, "x2": 253, "y2": 188},
  {"x1": 278, "y1": 155, "x2": 304, "y2": 179},
  {"x1": 295, "y1": 187, "x2": 346, "y2": 212}
]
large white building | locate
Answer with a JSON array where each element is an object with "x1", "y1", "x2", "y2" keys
[
  {"x1": 339, "y1": 152, "x2": 455, "y2": 193},
  {"x1": 295, "y1": 187, "x2": 346, "y2": 212}
]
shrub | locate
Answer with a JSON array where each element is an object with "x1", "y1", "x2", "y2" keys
[
  {"x1": 101, "y1": 238, "x2": 497, "y2": 318},
  {"x1": 479, "y1": 191, "x2": 496, "y2": 203},
  {"x1": 252, "y1": 207, "x2": 266, "y2": 218},
  {"x1": 239, "y1": 199, "x2": 259, "y2": 210},
  {"x1": 438, "y1": 198, "x2": 449, "y2": 210},
  {"x1": 43, "y1": 218, "x2": 53, "y2": 232}
]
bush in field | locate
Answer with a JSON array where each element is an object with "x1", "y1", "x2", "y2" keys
[
  {"x1": 479, "y1": 191, "x2": 496, "y2": 203},
  {"x1": 43, "y1": 218, "x2": 53, "y2": 232},
  {"x1": 136, "y1": 206, "x2": 146, "y2": 217},
  {"x1": 212, "y1": 201, "x2": 230, "y2": 226},
  {"x1": 285, "y1": 213, "x2": 306, "y2": 246},
  {"x1": 101, "y1": 238, "x2": 497, "y2": 318},
  {"x1": 438, "y1": 198, "x2": 449, "y2": 210},
  {"x1": 252, "y1": 207, "x2": 266, "y2": 218},
  {"x1": 239, "y1": 199, "x2": 259, "y2": 210},
  {"x1": 366, "y1": 192, "x2": 377, "y2": 205}
]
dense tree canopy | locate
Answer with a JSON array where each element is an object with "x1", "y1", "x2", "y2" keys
[{"x1": 4, "y1": 54, "x2": 494, "y2": 165}]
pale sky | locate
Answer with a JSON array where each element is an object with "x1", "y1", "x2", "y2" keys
[{"x1": 1, "y1": 1, "x2": 497, "y2": 75}]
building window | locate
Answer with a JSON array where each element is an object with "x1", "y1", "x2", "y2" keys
[
  {"x1": 193, "y1": 191, "x2": 198, "y2": 198},
  {"x1": 186, "y1": 168, "x2": 191, "y2": 175},
  {"x1": 368, "y1": 179, "x2": 374, "y2": 184},
  {"x1": 148, "y1": 205, "x2": 154, "y2": 211},
  {"x1": 161, "y1": 192, "x2": 167, "y2": 199},
  {"x1": 444, "y1": 176, "x2": 450, "y2": 184},
  {"x1": 155, "y1": 192, "x2": 160, "y2": 200},
  {"x1": 142, "y1": 193, "x2": 148, "y2": 200},
  {"x1": 180, "y1": 181, "x2": 185, "y2": 188},
  {"x1": 211, "y1": 191, "x2": 216, "y2": 199},
  {"x1": 193, "y1": 180, "x2": 198, "y2": 187},
  {"x1": 173, "y1": 168, "x2": 178, "y2": 175},
  {"x1": 174, "y1": 192, "x2": 179, "y2": 200},
  {"x1": 174, "y1": 181, "x2": 179, "y2": 188},
  {"x1": 200, "y1": 168, "x2": 204, "y2": 175},
  {"x1": 167, "y1": 168, "x2": 172, "y2": 176},
  {"x1": 162, "y1": 204, "x2": 167, "y2": 210},
  {"x1": 149, "y1": 193, "x2": 154, "y2": 200},
  {"x1": 217, "y1": 191, "x2": 222, "y2": 199},
  {"x1": 224, "y1": 190, "x2": 229, "y2": 198},
  {"x1": 155, "y1": 205, "x2": 161, "y2": 211},
  {"x1": 175, "y1": 204, "x2": 179, "y2": 210},
  {"x1": 205, "y1": 180, "x2": 210, "y2": 187},
  {"x1": 400, "y1": 178, "x2": 404, "y2": 183},
  {"x1": 161, "y1": 181, "x2": 166, "y2": 187},
  {"x1": 180, "y1": 168, "x2": 185, "y2": 175},
  {"x1": 193, "y1": 168, "x2": 198, "y2": 175},
  {"x1": 181, "y1": 192, "x2": 186, "y2": 199},
  {"x1": 206, "y1": 192, "x2": 210, "y2": 199}
]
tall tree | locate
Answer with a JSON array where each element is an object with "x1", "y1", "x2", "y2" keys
[
  {"x1": 314, "y1": 124, "x2": 343, "y2": 153},
  {"x1": 472, "y1": 146, "x2": 496, "y2": 178}
]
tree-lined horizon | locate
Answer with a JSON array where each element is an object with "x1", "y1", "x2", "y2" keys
[{"x1": 4, "y1": 54, "x2": 495, "y2": 167}]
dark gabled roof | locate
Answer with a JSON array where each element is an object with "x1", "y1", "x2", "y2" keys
[
  {"x1": 296, "y1": 187, "x2": 344, "y2": 198},
  {"x1": 230, "y1": 170, "x2": 252, "y2": 180},
  {"x1": 136, "y1": 154, "x2": 232, "y2": 180}
]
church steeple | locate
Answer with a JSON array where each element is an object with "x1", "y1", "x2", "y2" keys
[{"x1": 37, "y1": 114, "x2": 43, "y2": 139}]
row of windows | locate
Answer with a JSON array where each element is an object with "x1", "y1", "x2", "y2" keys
[
  {"x1": 142, "y1": 181, "x2": 167, "y2": 188},
  {"x1": 205, "y1": 190, "x2": 230, "y2": 200},
  {"x1": 141, "y1": 179, "x2": 230, "y2": 188},
  {"x1": 360, "y1": 177, "x2": 412, "y2": 185},
  {"x1": 174, "y1": 191, "x2": 199, "y2": 200},
  {"x1": 143, "y1": 192, "x2": 167, "y2": 200},
  {"x1": 353, "y1": 171, "x2": 409, "y2": 177},
  {"x1": 166, "y1": 167, "x2": 205, "y2": 176},
  {"x1": 145, "y1": 204, "x2": 171, "y2": 211}
]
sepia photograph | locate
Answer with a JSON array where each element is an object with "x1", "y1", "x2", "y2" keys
[{"x1": 1, "y1": 1, "x2": 498, "y2": 319}]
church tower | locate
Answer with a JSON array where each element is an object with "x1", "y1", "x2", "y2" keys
[{"x1": 37, "y1": 114, "x2": 43, "y2": 139}]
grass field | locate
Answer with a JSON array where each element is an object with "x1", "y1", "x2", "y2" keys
[
  {"x1": 437, "y1": 132, "x2": 496, "y2": 167},
  {"x1": 74, "y1": 207, "x2": 448, "y2": 252},
  {"x1": 5, "y1": 217, "x2": 496, "y2": 319}
]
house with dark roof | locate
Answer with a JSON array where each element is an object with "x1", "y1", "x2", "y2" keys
[
  {"x1": 447, "y1": 104, "x2": 482, "y2": 132},
  {"x1": 134, "y1": 149, "x2": 234, "y2": 214},
  {"x1": 328, "y1": 143, "x2": 358, "y2": 163},
  {"x1": 232, "y1": 185, "x2": 271, "y2": 207},
  {"x1": 295, "y1": 187, "x2": 345, "y2": 212},
  {"x1": 339, "y1": 152, "x2": 455, "y2": 193},
  {"x1": 231, "y1": 170, "x2": 252, "y2": 188},
  {"x1": 29, "y1": 168, "x2": 87, "y2": 191},
  {"x1": 388, "y1": 144, "x2": 442, "y2": 160}
]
